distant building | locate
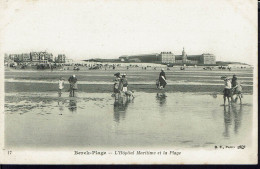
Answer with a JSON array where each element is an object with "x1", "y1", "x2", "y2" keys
[
  {"x1": 161, "y1": 52, "x2": 175, "y2": 64},
  {"x1": 31, "y1": 51, "x2": 53, "y2": 63},
  {"x1": 175, "y1": 48, "x2": 199, "y2": 65},
  {"x1": 22, "y1": 53, "x2": 31, "y2": 62},
  {"x1": 7, "y1": 51, "x2": 53, "y2": 63},
  {"x1": 170, "y1": 48, "x2": 216, "y2": 65},
  {"x1": 119, "y1": 48, "x2": 216, "y2": 65},
  {"x1": 201, "y1": 53, "x2": 216, "y2": 64},
  {"x1": 56, "y1": 54, "x2": 66, "y2": 63},
  {"x1": 4, "y1": 53, "x2": 15, "y2": 65},
  {"x1": 30, "y1": 52, "x2": 40, "y2": 62},
  {"x1": 8, "y1": 54, "x2": 15, "y2": 61},
  {"x1": 12, "y1": 54, "x2": 23, "y2": 62}
]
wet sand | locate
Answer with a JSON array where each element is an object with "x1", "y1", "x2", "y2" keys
[
  {"x1": 4, "y1": 82, "x2": 253, "y2": 94},
  {"x1": 5, "y1": 69, "x2": 253, "y2": 93},
  {"x1": 4, "y1": 68, "x2": 254, "y2": 149},
  {"x1": 5, "y1": 92, "x2": 253, "y2": 149}
]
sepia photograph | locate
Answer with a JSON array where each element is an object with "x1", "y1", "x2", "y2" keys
[{"x1": 0, "y1": 0, "x2": 258, "y2": 164}]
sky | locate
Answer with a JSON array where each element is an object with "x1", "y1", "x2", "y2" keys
[{"x1": 0, "y1": 0, "x2": 257, "y2": 64}]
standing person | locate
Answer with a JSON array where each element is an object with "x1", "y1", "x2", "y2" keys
[
  {"x1": 68, "y1": 74, "x2": 78, "y2": 97},
  {"x1": 121, "y1": 74, "x2": 128, "y2": 92},
  {"x1": 50, "y1": 64, "x2": 53, "y2": 71},
  {"x1": 222, "y1": 76, "x2": 232, "y2": 105},
  {"x1": 231, "y1": 74, "x2": 243, "y2": 103},
  {"x1": 113, "y1": 72, "x2": 121, "y2": 100},
  {"x1": 159, "y1": 68, "x2": 167, "y2": 89},
  {"x1": 113, "y1": 72, "x2": 121, "y2": 93},
  {"x1": 58, "y1": 77, "x2": 65, "y2": 97}
]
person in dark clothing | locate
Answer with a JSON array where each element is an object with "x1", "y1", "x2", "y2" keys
[
  {"x1": 113, "y1": 72, "x2": 121, "y2": 93},
  {"x1": 159, "y1": 68, "x2": 167, "y2": 89},
  {"x1": 113, "y1": 72, "x2": 122, "y2": 101},
  {"x1": 68, "y1": 75, "x2": 78, "y2": 97},
  {"x1": 231, "y1": 74, "x2": 243, "y2": 103}
]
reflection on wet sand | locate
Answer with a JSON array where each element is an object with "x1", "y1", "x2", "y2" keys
[
  {"x1": 68, "y1": 98, "x2": 77, "y2": 113},
  {"x1": 57, "y1": 100, "x2": 64, "y2": 115},
  {"x1": 113, "y1": 97, "x2": 132, "y2": 123},
  {"x1": 156, "y1": 93, "x2": 167, "y2": 107},
  {"x1": 223, "y1": 106, "x2": 231, "y2": 138},
  {"x1": 223, "y1": 104, "x2": 243, "y2": 138},
  {"x1": 232, "y1": 104, "x2": 243, "y2": 134},
  {"x1": 5, "y1": 92, "x2": 253, "y2": 148}
]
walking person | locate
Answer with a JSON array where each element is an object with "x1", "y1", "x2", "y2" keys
[
  {"x1": 58, "y1": 77, "x2": 65, "y2": 97},
  {"x1": 68, "y1": 74, "x2": 78, "y2": 97},
  {"x1": 158, "y1": 68, "x2": 167, "y2": 89}
]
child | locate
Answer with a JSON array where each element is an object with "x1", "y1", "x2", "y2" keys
[
  {"x1": 121, "y1": 74, "x2": 128, "y2": 92},
  {"x1": 58, "y1": 77, "x2": 65, "y2": 97},
  {"x1": 156, "y1": 79, "x2": 160, "y2": 89},
  {"x1": 221, "y1": 76, "x2": 232, "y2": 105}
]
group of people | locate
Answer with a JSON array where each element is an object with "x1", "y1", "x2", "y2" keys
[
  {"x1": 57, "y1": 70, "x2": 243, "y2": 106},
  {"x1": 222, "y1": 74, "x2": 243, "y2": 105},
  {"x1": 113, "y1": 72, "x2": 135, "y2": 101},
  {"x1": 58, "y1": 74, "x2": 78, "y2": 97}
]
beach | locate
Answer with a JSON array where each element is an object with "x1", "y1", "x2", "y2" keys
[
  {"x1": 4, "y1": 67, "x2": 254, "y2": 148},
  {"x1": 5, "y1": 67, "x2": 253, "y2": 93}
]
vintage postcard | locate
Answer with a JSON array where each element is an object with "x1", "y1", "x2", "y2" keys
[{"x1": 0, "y1": 0, "x2": 258, "y2": 164}]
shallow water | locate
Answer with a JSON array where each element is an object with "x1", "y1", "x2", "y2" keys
[{"x1": 5, "y1": 92, "x2": 253, "y2": 149}]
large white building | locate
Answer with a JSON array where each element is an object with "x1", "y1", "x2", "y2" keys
[
  {"x1": 161, "y1": 52, "x2": 175, "y2": 64},
  {"x1": 119, "y1": 48, "x2": 216, "y2": 65}
]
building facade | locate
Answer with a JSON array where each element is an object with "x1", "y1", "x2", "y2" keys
[
  {"x1": 30, "y1": 52, "x2": 40, "y2": 62},
  {"x1": 174, "y1": 48, "x2": 216, "y2": 65},
  {"x1": 118, "y1": 48, "x2": 216, "y2": 65},
  {"x1": 161, "y1": 52, "x2": 175, "y2": 63},
  {"x1": 200, "y1": 53, "x2": 216, "y2": 64},
  {"x1": 7, "y1": 51, "x2": 54, "y2": 63},
  {"x1": 22, "y1": 53, "x2": 31, "y2": 62},
  {"x1": 56, "y1": 54, "x2": 66, "y2": 63}
]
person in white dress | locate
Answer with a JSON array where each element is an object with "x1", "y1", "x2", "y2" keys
[{"x1": 58, "y1": 77, "x2": 65, "y2": 97}]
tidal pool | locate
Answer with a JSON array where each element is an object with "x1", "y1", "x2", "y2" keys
[{"x1": 4, "y1": 92, "x2": 253, "y2": 149}]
